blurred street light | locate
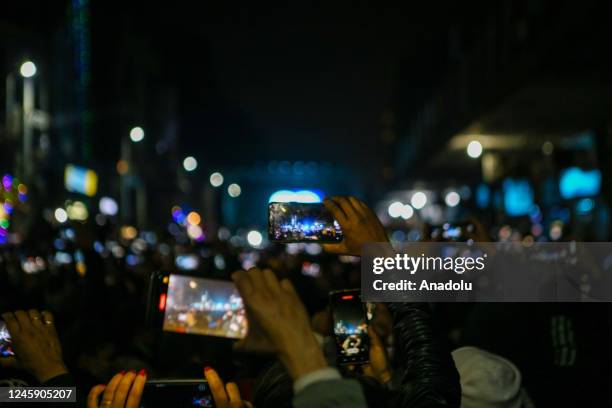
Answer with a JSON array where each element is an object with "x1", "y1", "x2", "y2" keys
[
  {"x1": 247, "y1": 230, "x2": 263, "y2": 247},
  {"x1": 411, "y1": 191, "x2": 427, "y2": 209},
  {"x1": 388, "y1": 201, "x2": 404, "y2": 218},
  {"x1": 445, "y1": 191, "x2": 461, "y2": 207},
  {"x1": 183, "y1": 156, "x2": 198, "y2": 172},
  {"x1": 400, "y1": 204, "x2": 414, "y2": 219},
  {"x1": 19, "y1": 61, "x2": 37, "y2": 78},
  {"x1": 54, "y1": 208, "x2": 68, "y2": 223},
  {"x1": 228, "y1": 183, "x2": 241, "y2": 198},
  {"x1": 129, "y1": 126, "x2": 145, "y2": 142},
  {"x1": 209, "y1": 172, "x2": 224, "y2": 187},
  {"x1": 466, "y1": 140, "x2": 483, "y2": 158}
]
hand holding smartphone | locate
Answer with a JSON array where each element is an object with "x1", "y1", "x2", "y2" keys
[{"x1": 329, "y1": 289, "x2": 370, "y2": 365}]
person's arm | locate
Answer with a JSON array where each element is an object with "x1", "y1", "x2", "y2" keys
[
  {"x1": 232, "y1": 268, "x2": 369, "y2": 408},
  {"x1": 387, "y1": 303, "x2": 461, "y2": 408}
]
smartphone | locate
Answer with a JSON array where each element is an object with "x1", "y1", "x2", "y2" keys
[
  {"x1": 147, "y1": 273, "x2": 247, "y2": 340},
  {"x1": 141, "y1": 379, "x2": 214, "y2": 408},
  {"x1": 329, "y1": 289, "x2": 369, "y2": 365},
  {"x1": 0, "y1": 320, "x2": 15, "y2": 357},
  {"x1": 268, "y1": 202, "x2": 343, "y2": 243},
  {"x1": 429, "y1": 222, "x2": 475, "y2": 242}
]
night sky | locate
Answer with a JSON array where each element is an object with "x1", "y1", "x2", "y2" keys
[
  {"x1": 87, "y1": 2, "x2": 469, "y2": 177},
  {"x1": 4, "y1": 1, "x2": 477, "y2": 181}
]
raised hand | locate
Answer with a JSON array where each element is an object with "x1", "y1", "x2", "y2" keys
[
  {"x1": 0, "y1": 310, "x2": 68, "y2": 383},
  {"x1": 323, "y1": 196, "x2": 388, "y2": 256}
]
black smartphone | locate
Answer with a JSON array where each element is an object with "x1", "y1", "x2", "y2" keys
[
  {"x1": 147, "y1": 272, "x2": 247, "y2": 340},
  {"x1": 0, "y1": 320, "x2": 14, "y2": 357},
  {"x1": 141, "y1": 379, "x2": 214, "y2": 408},
  {"x1": 329, "y1": 289, "x2": 369, "y2": 365},
  {"x1": 268, "y1": 202, "x2": 343, "y2": 243},
  {"x1": 429, "y1": 222, "x2": 475, "y2": 242}
]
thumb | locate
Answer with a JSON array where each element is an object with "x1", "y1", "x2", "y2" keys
[{"x1": 322, "y1": 243, "x2": 344, "y2": 254}]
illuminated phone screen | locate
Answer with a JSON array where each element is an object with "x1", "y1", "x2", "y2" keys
[
  {"x1": 162, "y1": 276, "x2": 247, "y2": 339},
  {"x1": 268, "y1": 202, "x2": 343, "y2": 243},
  {"x1": 330, "y1": 290, "x2": 369, "y2": 365},
  {"x1": 0, "y1": 320, "x2": 14, "y2": 357},
  {"x1": 142, "y1": 380, "x2": 214, "y2": 408}
]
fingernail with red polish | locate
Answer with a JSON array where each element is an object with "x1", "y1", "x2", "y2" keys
[
  {"x1": 204, "y1": 366, "x2": 212, "y2": 372},
  {"x1": 138, "y1": 369, "x2": 147, "y2": 376},
  {"x1": 120, "y1": 370, "x2": 126, "y2": 375}
]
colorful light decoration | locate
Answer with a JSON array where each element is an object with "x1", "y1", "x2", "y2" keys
[
  {"x1": 170, "y1": 205, "x2": 205, "y2": 242},
  {"x1": 0, "y1": 173, "x2": 28, "y2": 245}
]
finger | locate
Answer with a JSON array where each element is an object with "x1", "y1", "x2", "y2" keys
[
  {"x1": 261, "y1": 269, "x2": 281, "y2": 296},
  {"x1": 41, "y1": 311, "x2": 61, "y2": 348},
  {"x1": 112, "y1": 371, "x2": 137, "y2": 408},
  {"x1": 14, "y1": 310, "x2": 33, "y2": 332},
  {"x1": 279, "y1": 279, "x2": 306, "y2": 313},
  {"x1": 231, "y1": 270, "x2": 254, "y2": 298},
  {"x1": 368, "y1": 326, "x2": 383, "y2": 348},
  {"x1": 41, "y1": 310, "x2": 56, "y2": 326},
  {"x1": 27, "y1": 309, "x2": 43, "y2": 328},
  {"x1": 244, "y1": 402, "x2": 254, "y2": 408},
  {"x1": 126, "y1": 369, "x2": 147, "y2": 408},
  {"x1": 321, "y1": 243, "x2": 346, "y2": 254},
  {"x1": 323, "y1": 197, "x2": 348, "y2": 224},
  {"x1": 331, "y1": 197, "x2": 356, "y2": 220},
  {"x1": 362, "y1": 364, "x2": 374, "y2": 378},
  {"x1": 225, "y1": 382, "x2": 242, "y2": 408},
  {"x1": 279, "y1": 279, "x2": 298, "y2": 298},
  {"x1": 2, "y1": 312, "x2": 20, "y2": 334},
  {"x1": 347, "y1": 197, "x2": 368, "y2": 218},
  {"x1": 87, "y1": 384, "x2": 106, "y2": 408},
  {"x1": 246, "y1": 268, "x2": 265, "y2": 293},
  {"x1": 101, "y1": 372, "x2": 124, "y2": 406},
  {"x1": 204, "y1": 367, "x2": 228, "y2": 408}
]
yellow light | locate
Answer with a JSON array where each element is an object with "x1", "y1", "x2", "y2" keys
[
  {"x1": 84, "y1": 170, "x2": 98, "y2": 197},
  {"x1": 117, "y1": 160, "x2": 129, "y2": 175},
  {"x1": 17, "y1": 184, "x2": 27, "y2": 194},
  {"x1": 162, "y1": 276, "x2": 169, "y2": 284},
  {"x1": 187, "y1": 211, "x2": 201, "y2": 225},
  {"x1": 121, "y1": 225, "x2": 138, "y2": 240},
  {"x1": 76, "y1": 262, "x2": 87, "y2": 277}
]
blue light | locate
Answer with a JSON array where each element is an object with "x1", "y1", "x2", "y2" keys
[
  {"x1": 576, "y1": 198, "x2": 595, "y2": 214},
  {"x1": 269, "y1": 189, "x2": 323, "y2": 203},
  {"x1": 476, "y1": 183, "x2": 490, "y2": 209},
  {"x1": 503, "y1": 178, "x2": 534, "y2": 217},
  {"x1": 559, "y1": 167, "x2": 601, "y2": 199}
]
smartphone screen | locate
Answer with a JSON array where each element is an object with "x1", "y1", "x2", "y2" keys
[
  {"x1": 330, "y1": 290, "x2": 369, "y2": 365},
  {"x1": 0, "y1": 320, "x2": 14, "y2": 357},
  {"x1": 268, "y1": 202, "x2": 343, "y2": 243},
  {"x1": 141, "y1": 380, "x2": 214, "y2": 408},
  {"x1": 162, "y1": 276, "x2": 247, "y2": 339}
]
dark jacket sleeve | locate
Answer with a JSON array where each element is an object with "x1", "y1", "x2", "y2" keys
[
  {"x1": 42, "y1": 373, "x2": 74, "y2": 387},
  {"x1": 387, "y1": 303, "x2": 461, "y2": 408}
]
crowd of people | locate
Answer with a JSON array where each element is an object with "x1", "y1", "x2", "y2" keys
[{"x1": 1, "y1": 196, "x2": 610, "y2": 407}]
